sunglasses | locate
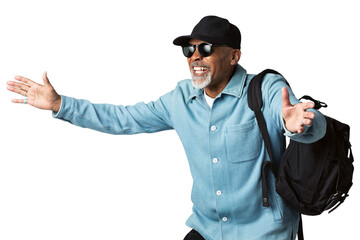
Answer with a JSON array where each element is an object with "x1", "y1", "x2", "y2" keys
[{"x1": 182, "y1": 43, "x2": 217, "y2": 58}]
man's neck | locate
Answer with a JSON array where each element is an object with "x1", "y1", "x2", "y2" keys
[
  {"x1": 204, "y1": 65, "x2": 237, "y2": 98},
  {"x1": 204, "y1": 80, "x2": 229, "y2": 98}
]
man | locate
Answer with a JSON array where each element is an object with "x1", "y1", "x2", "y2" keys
[{"x1": 7, "y1": 16, "x2": 326, "y2": 240}]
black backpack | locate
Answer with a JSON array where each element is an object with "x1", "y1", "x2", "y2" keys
[{"x1": 247, "y1": 69, "x2": 354, "y2": 239}]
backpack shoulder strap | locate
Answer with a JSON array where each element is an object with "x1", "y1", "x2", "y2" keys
[
  {"x1": 247, "y1": 69, "x2": 283, "y2": 112},
  {"x1": 247, "y1": 69, "x2": 283, "y2": 207},
  {"x1": 248, "y1": 70, "x2": 304, "y2": 240}
]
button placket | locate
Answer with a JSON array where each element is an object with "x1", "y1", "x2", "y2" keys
[{"x1": 209, "y1": 119, "x2": 228, "y2": 227}]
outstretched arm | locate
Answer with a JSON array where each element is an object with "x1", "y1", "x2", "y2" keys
[
  {"x1": 7, "y1": 72, "x2": 61, "y2": 112},
  {"x1": 7, "y1": 72, "x2": 175, "y2": 135}
]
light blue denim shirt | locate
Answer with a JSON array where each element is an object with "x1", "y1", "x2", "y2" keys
[{"x1": 53, "y1": 65, "x2": 326, "y2": 240}]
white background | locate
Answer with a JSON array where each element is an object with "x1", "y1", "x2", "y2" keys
[{"x1": 0, "y1": 0, "x2": 359, "y2": 239}]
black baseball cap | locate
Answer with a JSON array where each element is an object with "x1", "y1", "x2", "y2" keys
[{"x1": 173, "y1": 15, "x2": 241, "y2": 49}]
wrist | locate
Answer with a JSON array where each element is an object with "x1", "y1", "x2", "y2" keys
[{"x1": 52, "y1": 95, "x2": 62, "y2": 113}]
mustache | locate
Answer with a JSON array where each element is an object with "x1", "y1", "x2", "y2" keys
[{"x1": 190, "y1": 62, "x2": 211, "y2": 68}]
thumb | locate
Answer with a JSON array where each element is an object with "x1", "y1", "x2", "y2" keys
[
  {"x1": 282, "y1": 87, "x2": 292, "y2": 108},
  {"x1": 42, "y1": 71, "x2": 51, "y2": 86}
]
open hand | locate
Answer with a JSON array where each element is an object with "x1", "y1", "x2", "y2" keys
[
  {"x1": 7, "y1": 72, "x2": 61, "y2": 112},
  {"x1": 282, "y1": 87, "x2": 315, "y2": 134}
]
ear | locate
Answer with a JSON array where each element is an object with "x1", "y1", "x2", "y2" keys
[{"x1": 230, "y1": 49, "x2": 241, "y2": 65}]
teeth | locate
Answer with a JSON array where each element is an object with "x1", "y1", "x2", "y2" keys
[{"x1": 194, "y1": 67, "x2": 208, "y2": 71}]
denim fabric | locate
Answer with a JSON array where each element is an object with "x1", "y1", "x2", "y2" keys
[{"x1": 53, "y1": 65, "x2": 326, "y2": 240}]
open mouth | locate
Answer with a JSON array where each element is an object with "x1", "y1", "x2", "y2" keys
[{"x1": 192, "y1": 66, "x2": 210, "y2": 76}]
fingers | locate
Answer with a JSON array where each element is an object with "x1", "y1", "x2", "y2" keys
[
  {"x1": 7, "y1": 85, "x2": 28, "y2": 96},
  {"x1": 296, "y1": 111, "x2": 315, "y2": 130},
  {"x1": 297, "y1": 128, "x2": 304, "y2": 134},
  {"x1": 7, "y1": 75, "x2": 36, "y2": 97},
  {"x1": 281, "y1": 87, "x2": 292, "y2": 108},
  {"x1": 296, "y1": 117, "x2": 312, "y2": 134},
  {"x1": 299, "y1": 102, "x2": 315, "y2": 127},
  {"x1": 8, "y1": 85, "x2": 28, "y2": 105},
  {"x1": 301, "y1": 101, "x2": 315, "y2": 110},
  {"x1": 7, "y1": 80, "x2": 30, "y2": 100},
  {"x1": 7, "y1": 80, "x2": 30, "y2": 91},
  {"x1": 42, "y1": 71, "x2": 51, "y2": 85},
  {"x1": 302, "y1": 118, "x2": 313, "y2": 126},
  {"x1": 7, "y1": 72, "x2": 52, "y2": 107},
  {"x1": 7, "y1": 72, "x2": 49, "y2": 99},
  {"x1": 11, "y1": 98, "x2": 28, "y2": 104},
  {"x1": 303, "y1": 111, "x2": 315, "y2": 120},
  {"x1": 302, "y1": 112, "x2": 315, "y2": 126},
  {"x1": 13, "y1": 75, "x2": 36, "y2": 86}
]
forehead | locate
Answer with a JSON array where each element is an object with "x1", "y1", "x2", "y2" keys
[{"x1": 188, "y1": 39, "x2": 208, "y2": 45}]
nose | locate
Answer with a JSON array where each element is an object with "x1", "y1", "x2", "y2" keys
[{"x1": 190, "y1": 47, "x2": 203, "y2": 62}]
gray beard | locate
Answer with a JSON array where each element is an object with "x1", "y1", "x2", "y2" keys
[{"x1": 191, "y1": 70, "x2": 212, "y2": 89}]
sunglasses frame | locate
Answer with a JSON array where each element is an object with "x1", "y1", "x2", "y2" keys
[{"x1": 182, "y1": 43, "x2": 216, "y2": 58}]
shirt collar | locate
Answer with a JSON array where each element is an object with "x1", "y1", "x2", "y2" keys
[{"x1": 187, "y1": 64, "x2": 247, "y2": 102}]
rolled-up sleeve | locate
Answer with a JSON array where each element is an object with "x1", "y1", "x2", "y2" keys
[{"x1": 52, "y1": 91, "x2": 174, "y2": 135}]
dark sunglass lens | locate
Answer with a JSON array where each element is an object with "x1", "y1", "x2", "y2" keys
[
  {"x1": 199, "y1": 43, "x2": 212, "y2": 57},
  {"x1": 182, "y1": 45, "x2": 195, "y2": 57}
]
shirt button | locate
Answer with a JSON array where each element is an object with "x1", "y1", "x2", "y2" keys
[
  {"x1": 211, "y1": 125, "x2": 217, "y2": 131},
  {"x1": 222, "y1": 217, "x2": 228, "y2": 222},
  {"x1": 216, "y1": 190, "x2": 222, "y2": 196},
  {"x1": 212, "y1": 158, "x2": 219, "y2": 163}
]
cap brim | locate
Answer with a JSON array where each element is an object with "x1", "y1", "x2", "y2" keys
[
  {"x1": 173, "y1": 34, "x2": 226, "y2": 46},
  {"x1": 173, "y1": 35, "x2": 192, "y2": 46}
]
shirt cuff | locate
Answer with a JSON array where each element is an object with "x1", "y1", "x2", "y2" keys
[{"x1": 52, "y1": 95, "x2": 75, "y2": 120}]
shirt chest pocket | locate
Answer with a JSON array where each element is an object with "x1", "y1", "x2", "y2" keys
[{"x1": 225, "y1": 118, "x2": 262, "y2": 163}]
